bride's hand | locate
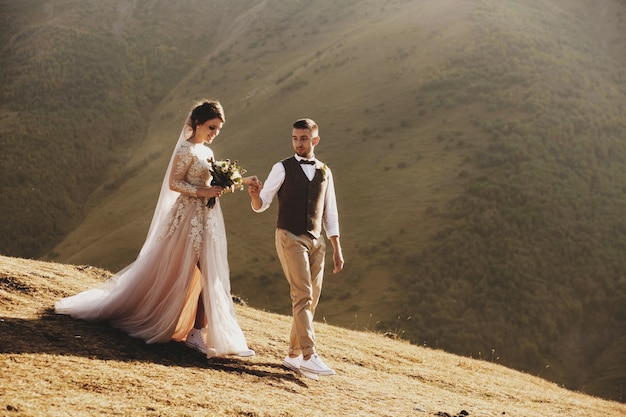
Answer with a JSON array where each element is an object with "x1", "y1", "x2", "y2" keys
[
  {"x1": 210, "y1": 186, "x2": 225, "y2": 198},
  {"x1": 242, "y1": 175, "x2": 260, "y2": 186},
  {"x1": 198, "y1": 186, "x2": 224, "y2": 198}
]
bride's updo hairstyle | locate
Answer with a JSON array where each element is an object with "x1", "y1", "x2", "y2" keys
[{"x1": 189, "y1": 100, "x2": 225, "y2": 131}]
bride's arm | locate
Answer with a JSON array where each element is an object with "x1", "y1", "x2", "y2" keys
[{"x1": 169, "y1": 145, "x2": 222, "y2": 198}]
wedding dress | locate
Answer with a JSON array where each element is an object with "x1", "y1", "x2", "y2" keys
[{"x1": 55, "y1": 118, "x2": 251, "y2": 357}]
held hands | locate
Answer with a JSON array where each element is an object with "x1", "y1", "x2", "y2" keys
[
  {"x1": 242, "y1": 175, "x2": 260, "y2": 186},
  {"x1": 247, "y1": 177, "x2": 263, "y2": 211},
  {"x1": 247, "y1": 178, "x2": 262, "y2": 197},
  {"x1": 199, "y1": 176, "x2": 259, "y2": 199},
  {"x1": 244, "y1": 176, "x2": 262, "y2": 197}
]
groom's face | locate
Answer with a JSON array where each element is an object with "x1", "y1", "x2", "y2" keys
[{"x1": 292, "y1": 128, "x2": 320, "y2": 158}]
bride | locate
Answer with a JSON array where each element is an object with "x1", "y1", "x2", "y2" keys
[{"x1": 55, "y1": 100, "x2": 257, "y2": 358}]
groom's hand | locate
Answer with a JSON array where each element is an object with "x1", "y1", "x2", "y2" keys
[
  {"x1": 248, "y1": 180, "x2": 263, "y2": 200},
  {"x1": 247, "y1": 181, "x2": 262, "y2": 195},
  {"x1": 333, "y1": 252, "x2": 344, "y2": 273},
  {"x1": 330, "y1": 236, "x2": 344, "y2": 274},
  {"x1": 247, "y1": 182, "x2": 263, "y2": 211}
]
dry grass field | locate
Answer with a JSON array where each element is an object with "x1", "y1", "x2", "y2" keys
[{"x1": 1, "y1": 254, "x2": 624, "y2": 417}]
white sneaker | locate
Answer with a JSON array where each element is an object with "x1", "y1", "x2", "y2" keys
[
  {"x1": 300, "y1": 354, "x2": 336, "y2": 376},
  {"x1": 184, "y1": 328, "x2": 207, "y2": 354},
  {"x1": 236, "y1": 349, "x2": 256, "y2": 357},
  {"x1": 282, "y1": 354, "x2": 302, "y2": 371},
  {"x1": 282, "y1": 355, "x2": 319, "y2": 380}
]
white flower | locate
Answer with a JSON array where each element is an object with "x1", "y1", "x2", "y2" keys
[{"x1": 230, "y1": 171, "x2": 242, "y2": 181}]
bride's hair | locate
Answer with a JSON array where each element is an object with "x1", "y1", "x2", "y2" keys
[{"x1": 189, "y1": 100, "x2": 225, "y2": 131}]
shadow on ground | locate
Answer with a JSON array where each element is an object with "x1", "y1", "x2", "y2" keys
[{"x1": 0, "y1": 311, "x2": 310, "y2": 387}]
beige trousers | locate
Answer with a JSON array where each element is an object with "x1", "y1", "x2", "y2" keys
[{"x1": 275, "y1": 228, "x2": 326, "y2": 357}]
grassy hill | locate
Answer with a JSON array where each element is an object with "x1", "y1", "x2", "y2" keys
[
  {"x1": 2, "y1": 0, "x2": 626, "y2": 403},
  {"x1": 2, "y1": 254, "x2": 626, "y2": 416}
]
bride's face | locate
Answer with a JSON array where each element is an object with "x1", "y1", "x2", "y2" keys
[{"x1": 195, "y1": 118, "x2": 224, "y2": 144}]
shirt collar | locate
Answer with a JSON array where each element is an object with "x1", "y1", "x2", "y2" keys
[{"x1": 295, "y1": 154, "x2": 315, "y2": 162}]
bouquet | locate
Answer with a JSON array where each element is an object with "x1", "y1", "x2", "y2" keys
[{"x1": 206, "y1": 158, "x2": 247, "y2": 208}]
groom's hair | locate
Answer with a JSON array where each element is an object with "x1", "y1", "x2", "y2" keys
[{"x1": 293, "y1": 118, "x2": 319, "y2": 137}]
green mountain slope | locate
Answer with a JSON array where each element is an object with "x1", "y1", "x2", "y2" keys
[
  {"x1": 1, "y1": 0, "x2": 626, "y2": 402},
  {"x1": 0, "y1": 0, "x2": 253, "y2": 257}
]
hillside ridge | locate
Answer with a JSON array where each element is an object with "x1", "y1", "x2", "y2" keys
[{"x1": 1, "y1": 254, "x2": 625, "y2": 417}]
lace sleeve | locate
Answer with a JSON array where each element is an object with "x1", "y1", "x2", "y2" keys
[{"x1": 169, "y1": 143, "x2": 198, "y2": 197}]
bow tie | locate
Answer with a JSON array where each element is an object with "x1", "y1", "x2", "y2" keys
[{"x1": 299, "y1": 159, "x2": 315, "y2": 165}]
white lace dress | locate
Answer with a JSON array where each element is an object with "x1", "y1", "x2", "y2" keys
[{"x1": 55, "y1": 141, "x2": 250, "y2": 357}]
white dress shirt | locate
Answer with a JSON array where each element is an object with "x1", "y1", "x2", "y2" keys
[{"x1": 254, "y1": 154, "x2": 340, "y2": 238}]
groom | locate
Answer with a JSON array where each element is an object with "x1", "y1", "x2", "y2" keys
[{"x1": 248, "y1": 118, "x2": 344, "y2": 378}]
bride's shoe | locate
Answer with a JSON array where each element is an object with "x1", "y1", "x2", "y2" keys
[
  {"x1": 184, "y1": 328, "x2": 207, "y2": 354},
  {"x1": 186, "y1": 329, "x2": 254, "y2": 358},
  {"x1": 235, "y1": 349, "x2": 255, "y2": 357}
]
